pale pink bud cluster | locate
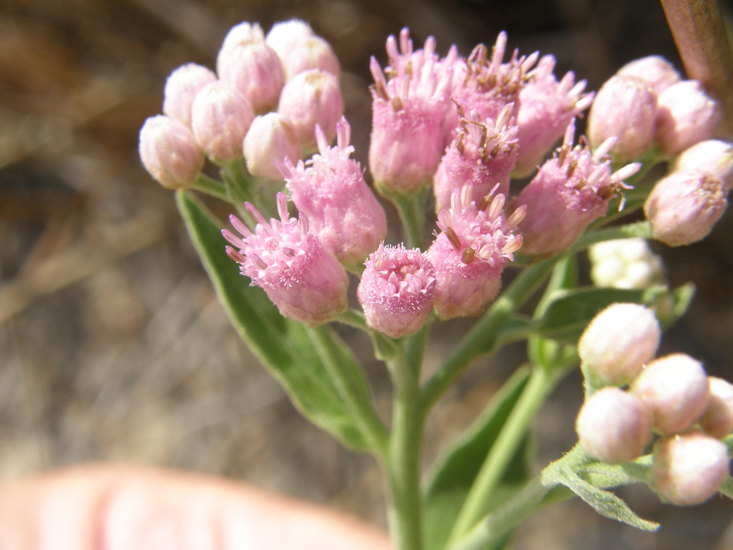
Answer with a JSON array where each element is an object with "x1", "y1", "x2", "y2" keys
[
  {"x1": 513, "y1": 122, "x2": 640, "y2": 257},
  {"x1": 222, "y1": 193, "x2": 348, "y2": 325},
  {"x1": 278, "y1": 69, "x2": 344, "y2": 152},
  {"x1": 513, "y1": 55, "x2": 593, "y2": 175},
  {"x1": 266, "y1": 19, "x2": 340, "y2": 80},
  {"x1": 427, "y1": 186, "x2": 524, "y2": 319},
  {"x1": 433, "y1": 105, "x2": 519, "y2": 212},
  {"x1": 163, "y1": 63, "x2": 218, "y2": 127},
  {"x1": 576, "y1": 387, "x2": 652, "y2": 464},
  {"x1": 644, "y1": 170, "x2": 728, "y2": 247},
  {"x1": 283, "y1": 118, "x2": 387, "y2": 270},
  {"x1": 588, "y1": 75, "x2": 657, "y2": 162},
  {"x1": 651, "y1": 432, "x2": 729, "y2": 506},
  {"x1": 579, "y1": 303, "x2": 661, "y2": 388},
  {"x1": 357, "y1": 244, "x2": 436, "y2": 338},
  {"x1": 191, "y1": 81, "x2": 254, "y2": 164},
  {"x1": 588, "y1": 238, "x2": 665, "y2": 289},
  {"x1": 138, "y1": 115, "x2": 204, "y2": 189},
  {"x1": 368, "y1": 29, "x2": 454, "y2": 194}
]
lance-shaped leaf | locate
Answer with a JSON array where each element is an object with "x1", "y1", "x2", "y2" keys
[{"x1": 177, "y1": 190, "x2": 373, "y2": 450}]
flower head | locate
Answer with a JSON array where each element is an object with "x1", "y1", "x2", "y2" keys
[
  {"x1": 616, "y1": 55, "x2": 680, "y2": 95},
  {"x1": 163, "y1": 63, "x2": 217, "y2": 127},
  {"x1": 357, "y1": 244, "x2": 436, "y2": 338},
  {"x1": 138, "y1": 115, "x2": 204, "y2": 189},
  {"x1": 433, "y1": 104, "x2": 519, "y2": 212},
  {"x1": 428, "y1": 186, "x2": 524, "y2": 319},
  {"x1": 243, "y1": 113, "x2": 301, "y2": 180},
  {"x1": 222, "y1": 193, "x2": 348, "y2": 325},
  {"x1": 368, "y1": 29, "x2": 454, "y2": 194},
  {"x1": 513, "y1": 121, "x2": 640, "y2": 257},
  {"x1": 283, "y1": 118, "x2": 387, "y2": 269}
]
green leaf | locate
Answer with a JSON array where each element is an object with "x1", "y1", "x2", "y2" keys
[
  {"x1": 176, "y1": 190, "x2": 371, "y2": 450},
  {"x1": 549, "y1": 467, "x2": 659, "y2": 531},
  {"x1": 532, "y1": 285, "x2": 693, "y2": 344},
  {"x1": 423, "y1": 367, "x2": 533, "y2": 550}
]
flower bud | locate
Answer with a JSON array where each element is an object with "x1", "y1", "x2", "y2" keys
[
  {"x1": 162, "y1": 63, "x2": 217, "y2": 127},
  {"x1": 222, "y1": 193, "x2": 348, "y2": 325},
  {"x1": 243, "y1": 113, "x2": 301, "y2": 180},
  {"x1": 644, "y1": 170, "x2": 728, "y2": 247},
  {"x1": 699, "y1": 377, "x2": 733, "y2": 438},
  {"x1": 655, "y1": 80, "x2": 722, "y2": 155},
  {"x1": 576, "y1": 387, "x2": 652, "y2": 463},
  {"x1": 278, "y1": 37, "x2": 339, "y2": 80},
  {"x1": 673, "y1": 139, "x2": 733, "y2": 192},
  {"x1": 138, "y1": 115, "x2": 204, "y2": 189},
  {"x1": 218, "y1": 40, "x2": 285, "y2": 113},
  {"x1": 631, "y1": 353, "x2": 710, "y2": 435},
  {"x1": 651, "y1": 432, "x2": 729, "y2": 506},
  {"x1": 266, "y1": 19, "x2": 315, "y2": 58},
  {"x1": 283, "y1": 118, "x2": 386, "y2": 270},
  {"x1": 357, "y1": 244, "x2": 436, "y2": 339},
  {"x1": 616, "y1": 55, "x2": 681, "y2": 95},
  {"x1": 588, "y1": 238, "x2": 665, "y2": 289},
  {"x1": 579, "y1": 303, "x2": 661, "y2": 387},
  {"x1": 219, "y1": 22, "x2": 266, "y2": 57},
  {"x1": 588, "y1": 75, "x2": 658, "y2": 162},
  {"x1": 278, "y1": 69, "x2": 344, "y2": 152},
  {"x1": 191, "y1": 81, "x2": 254, "y2": 165}
]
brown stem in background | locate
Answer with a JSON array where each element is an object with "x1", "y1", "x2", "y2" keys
[{"x1": 660, "y1": 0, "x2": 733, "y2": 138}]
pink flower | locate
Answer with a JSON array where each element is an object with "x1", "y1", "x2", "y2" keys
[
  {"x1": 673, "y1": 139, "x2": 733, "y2": 192},
  {"x1": 368, "y1": 29, "x2": 453, "y2": 195},
  {"x1": 222, "y1": 193, "x2": 348, "y2": 325},
  {"x1": 433, "y1": 104, "x2": 519, "y2": 212},
  {"x1": 644, "y1": 170, "x2": 728, "y2": 247},
  {"x1": 243, "y1": 113, "x2": 301, "y2": 180},
  {"x1": 283, "y1": 118, "x2": 387, "y2": 270},
  {"x1": 138, "y1": 115, "x2": 204, "y2": 189},
  {"x1": 427, "y1": 186, "x2": 524, "y2": 319},
  {"x1": 513, "y1": 55, "x2": 593, "y2": 175},
  {"x1": 266, "y1": 20, "x2": 339, "y2": 80},
  {"x1": 278, "y1": 69, "x2": 344, "y2": 153},
  {"x1": 448, "y1": 32, "x2": 538, "y2": 133},
  {"x1": 218, "y1": 22, "x2": 266, "y2": 57},
  {"x1": 357, "y1": 244, "x2": 436, "y2": 338},
  {"x1": 191, "y1": 81, "x2": 254, "y2": 165},
  {"x1": 163, "y1": 63, "x2": 217, "y2": 127},
  {"x1": 616, "y1": 55, "x2": 680, "y2": 95},
  {"x1": 513, "y1": 122, "x2": 640, "y2": 257}
]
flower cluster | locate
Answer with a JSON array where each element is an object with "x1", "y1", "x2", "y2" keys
[{"x1": 576, "y1": 303, "x2": 732, "y2": 505}]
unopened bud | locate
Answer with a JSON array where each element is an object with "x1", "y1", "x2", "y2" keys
[
  {"x1": 243, "y1": 113, "x2": 301, "y2": 180},
  {"x1": 278, "y1": 69, "x2": 344, "y2": 152},
  {"x1": 644, "y1": 170, "x2": 728, "y2": 247},
  {"x1": 588, "y1": 238, "x2": 665, "y2": 289},
  {"x1": 218, "y1": 40, "x2": 285, "y2": 113},
  {"x1": 576, "y1": 387, "x2": 652, "y2": 463},
  {"x1": 191, "y1": 82, "x2": 254, "y2": 164},
  {"x1": 631, "y1": 353, "x2": 710, "y2": 435},
  {"x1": 652, "y1": 432, "x2": 729, "y2": 506},
  {"x1": 139, "y1": 115, "x2": 204, "y2": 189},
  {"x1": 699, "y1": 377, "x2": 733, "y2": 438},
  {"x1": 616, "y1": 55, "x2": 681, "y2": 95},
  {"x1": 579, "y1": 303, "x2": 661, "y2": 387},
  {"x1": 219, "y1": 22, "x2": 266, "y2": 56},
  {"x1": 588, "y1": 75, "x2": 657, "y2": 162},
  {"x1": 673, "y1": 139, "x2": 733, "y2": 192},
  {"x1": 655, "y1": 80, "x2": 722, "y2": 155},
  {"x1": 266, "y1": 19, "x2": 315, "y2": 58},
  {"x1": 163, "y1": 63, "x2": 217, "y2": 127}
]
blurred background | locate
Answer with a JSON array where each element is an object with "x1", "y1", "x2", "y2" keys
[{"x1": 1, "y1": 0, "x2": 732, "y2": 548}]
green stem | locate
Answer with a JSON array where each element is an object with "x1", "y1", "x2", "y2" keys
[
  {"x1": 446, "y1": 364, "x2": 566, "y2": 546},
  {"x1": 221, "y1": 161, "x2": 257, "y2": 207},
  {"x1": 387, "y1": 349, "x2": 425, "y2": 550},
  {"x1": 307, "y1": 326, "x2": 389, "y2": 458},
  {"x1": 421, "y1": 258, "x2": 557, "y2": 411},
  {"x1": 571, "y1": 221, "x2": 652, "y2": 251},
  {"x1": 391, "y1": 190, "x2": 428, "y2": 250},
  {"x1": 192, "y1": 173, "x2": 230, "y2": 201}
]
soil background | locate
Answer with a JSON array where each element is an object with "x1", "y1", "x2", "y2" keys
[{"x1": 1, "y1": 0, "x2": 732, "y2": 548}]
